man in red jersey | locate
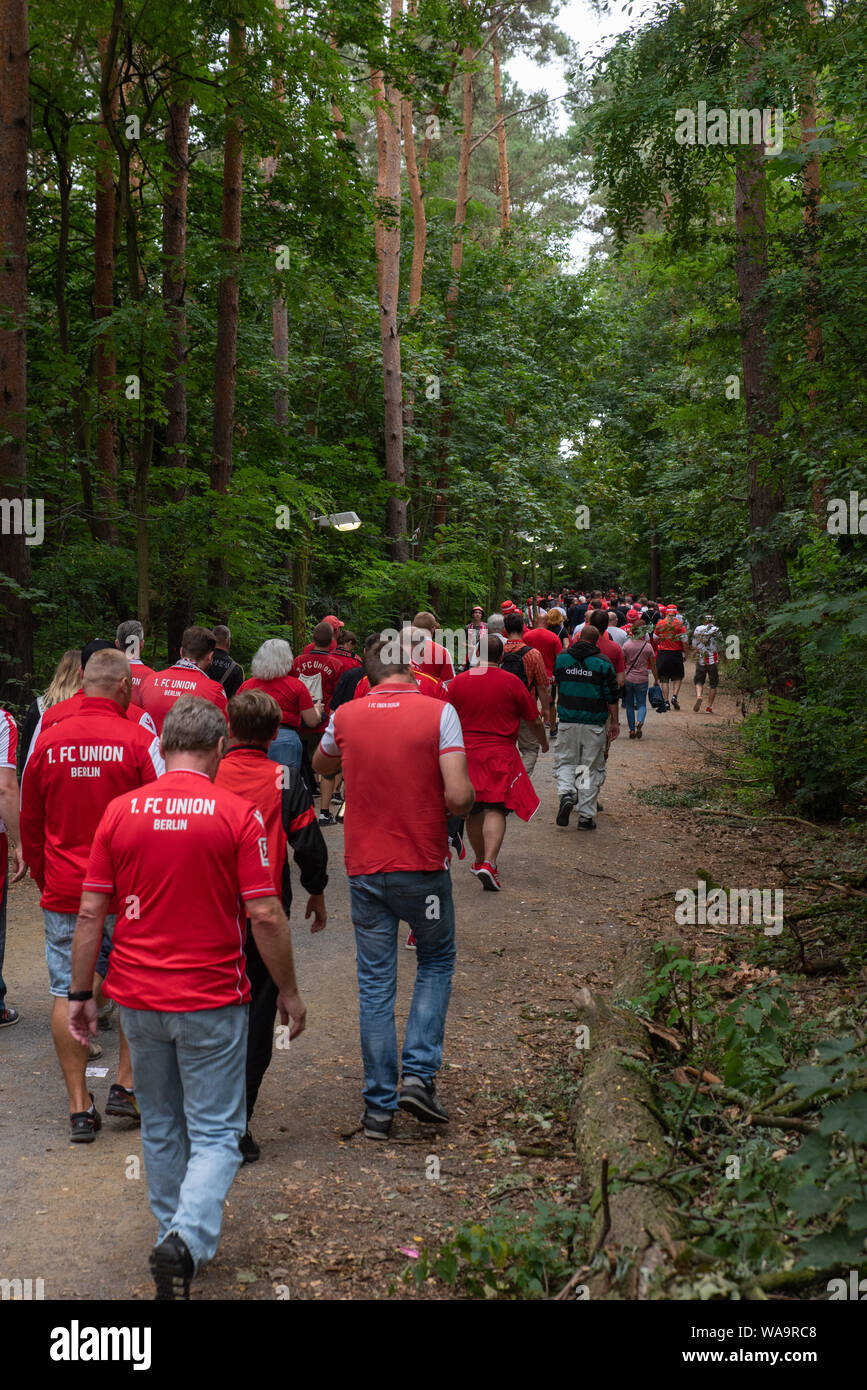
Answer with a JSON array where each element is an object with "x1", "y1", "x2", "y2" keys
[
  {"x1": 410, "y1": 612, "x2": 456, "y2": 684},
  {"x1": 313, "y1": 639, "x2": 474, "y2": 1141},
  {"x1": 653, "y1": 604, "x2": 689, "y2": 710},
  {"x1": 501, "y1": 612, "x2": 551, "y2": 773},
  {"x1": 292, "y1": 621, "x2": 346, "y2": 822},
  {"x1": 301, "y1": 614, "x2": 342, "y2": 654},
  {"x1": 447, "y1": 635, "x2": 547, "y2": 891},
  {"x1": 524, "y1": 609, "x2": 567, "y2": 733},
  {"x1": 0, "y1": 708, "x2": 27, "y2": 1027},
  {"x1": 216, "y1": 688, "x2": 328, "y2": 1162},
  {"x1": 139, "y1": 626, "x2": 228, "y2": 734},
  {"x1": 25, "y1": 639, "x2": 159, "y2": 759},
  {"x1": 20, "y1": 649, "x2": 165, "y2": 1141},
  {"x1": 332, "y1": 628, "x2": 362, "y2": 674},
  {"x1": 115, "y1": 620, "x2": 155, "y2": 705},
  {"x1": 68, "y1": 695, "x2": 306, "y2": 1300}
]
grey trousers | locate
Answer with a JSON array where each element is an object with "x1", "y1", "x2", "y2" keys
[{"x1": 553, "y1": 722, "x2": 607, "y2": 818}]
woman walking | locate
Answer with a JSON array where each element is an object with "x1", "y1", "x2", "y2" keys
[
  {"x1": 622, "y1": 623, "x2": 658, "y2": 739},
  {"x1": 237, "y1": 639, "x2": 322, "y2": 773}
]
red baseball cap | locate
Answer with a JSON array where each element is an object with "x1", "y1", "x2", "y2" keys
[{"x1": 322, "y1": 614, "x2": 344, "y2": 628}]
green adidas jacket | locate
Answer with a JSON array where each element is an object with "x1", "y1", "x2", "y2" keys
[{"x1": 554, "y1": 641, "x2": 619, "y2": 725}]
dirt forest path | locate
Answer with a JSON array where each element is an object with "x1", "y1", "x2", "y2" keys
[{"x1": 1, "y1": 692, "x2": 736, "y2": 1301}]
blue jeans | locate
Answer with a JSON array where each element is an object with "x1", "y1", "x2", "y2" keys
[
  {"x1": 0, "y1": 873, "x2": 8, "y2": 1008},
  {"x1": 118, "y1": 1003, "x2": 248, "y2": 1269},
  {"x1": 625, "y1": 682, "x2": 648, "y2": 731},
  {"x1": 267, "y1": 726, "x2": 302, "y2": 772},
  {"x1": 349, "y1": 869, "x2": 456, "y2": 1116}
]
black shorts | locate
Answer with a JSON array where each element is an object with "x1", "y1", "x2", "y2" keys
[
  {"x1": 470, "y1": 801, "x2": 511, "y2": 816},
  {"x1": 695, "y1": 663, "x2": 719, "y2": 688},
  {"x1": 656, "y1": 651, "x2": 685, "y2": 681}
]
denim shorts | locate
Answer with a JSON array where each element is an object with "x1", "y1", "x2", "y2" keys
[{"x1": 44, "y1": 910, "x2": 116, "y2": 997}]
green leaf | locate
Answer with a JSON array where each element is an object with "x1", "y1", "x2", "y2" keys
[{"x1": 819, "y1": 1093, "x2": 867, "y2": 1144}]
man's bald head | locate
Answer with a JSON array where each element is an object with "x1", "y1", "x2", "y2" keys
[{"x1": 82, "y1": 648, "x2": 132, "y2": 709}]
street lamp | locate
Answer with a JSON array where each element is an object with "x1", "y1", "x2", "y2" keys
[{"x1": 313, "y1": 511, "x2": 362, "y2": 531}]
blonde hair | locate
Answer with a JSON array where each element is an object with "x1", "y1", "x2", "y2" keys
[{"x1": 43, "y1": 650, "x2": 82, "y2": 708}]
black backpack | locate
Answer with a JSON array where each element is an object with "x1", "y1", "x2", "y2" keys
[{"x1": 501, "y1": 645, "x2": 533, "y2": 690}]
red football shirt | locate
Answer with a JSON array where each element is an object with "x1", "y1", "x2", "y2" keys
[
  {"x1": 352, "y1": 667, "x2": 448, "y2": 702},
  {"x1": 321, "y1": 685, "x2": 464, "y2": 875},
  {"x1": 20, "y1": 697, "x2": 164, "y2": 911},
  {"x1": 128, "y1": 658, "x2": 155, "y2": 706},
  {"x1": 237, "y1": 675, "x2": 313, "y2": 729},
  {"x1": 412, "y1": 638, "x2": 455, "y2": 684},
  {"x1": 0, "y1": 709, "x2": 18, "y2": 896},
  {"x1": 523, "y1": 626, "x2": 564, "y2": 676},
  {"x1": 35, "y1": 688, "x2": 157, "y2": 748},
  {"x1": 83, "y1": 768, "x2": 276, "y2": 1011},
  {"x1": 139, "y1": 659, "x2": 229, "y2": 734},
  {"x1": 447, "y1": 667, "x2": 539, "y2": 742},
  {"x1": 291, "y1": 649, "x2": 344, "y2": 731},
  {"x1": 596, "y1": 631, "x2": 625, "y2": 675}
]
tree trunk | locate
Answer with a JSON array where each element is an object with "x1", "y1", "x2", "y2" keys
[
  {"x1": 431, "y1": 40, "x2": 473, "y2": 570},
  {"x1": 735, "y1": 26, "x2": 803, "y2": 752},
  {"x1": 49, "y1": 116, "x2": 97, "y2": 535},
  {"x1": 800, "y1": 0, "x2": 825, "y2": 519},
  {"x1": 94, "y1": 25, "x2": 121, "y2": 546},
  {"x1": 209, "y1": 19, "x2": 245, "y2": 598},
  {"x1": 403, "y1": 99, "x2": 426, "y2": 315},
  {"x1": 492, "y1": 35, "x2": 510, "y2": 232},
  {"x1": 163, "y1": 92, "x2": 193, "y2": 660},
  {"x1": 0, "y1": 0, "x2": 33, "y2": 698},
  {"x1": 371, "y1": 0, "x2": 409, "y2": 563}
]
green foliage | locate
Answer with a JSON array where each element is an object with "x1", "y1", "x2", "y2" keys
[{"x1": 405, "y1": 1200, "x2": 589, "y2": 1299}]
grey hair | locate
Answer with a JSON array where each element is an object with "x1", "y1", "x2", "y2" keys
[
  {"x1": 486, "y1": 613, "x2": 506, "y2": 634},
  {"x1": 250, "y1": 638, "x2": 294, "y2": 680},
  {"x1": 116, "y1": 619, "x2": 144, "y2": 658},
  {"x1": 161, "y1": 696, "x2": 227, "y2": 753}
]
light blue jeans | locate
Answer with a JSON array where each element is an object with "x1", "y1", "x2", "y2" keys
[
  {"x1": 349, "y1": 869, "x2": 456, "y2": 1116},
  {"x1": 118, "y1": 1003, "x2": 248, "y2": 1269},
  {"x1": 267, "y1": 725, "x2": 302, "y2": 772}
]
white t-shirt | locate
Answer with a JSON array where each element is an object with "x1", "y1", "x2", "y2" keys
[
  {"x1": 693, "y1": 624, "x2": 721, "y2": 664},
  {"x1": 607, "y1": 625, "x2": 629, "y2": 648}
]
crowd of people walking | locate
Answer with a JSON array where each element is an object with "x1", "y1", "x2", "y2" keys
[{"x1": 0, "y1": 587, "x2": 723, "y2": 1298}]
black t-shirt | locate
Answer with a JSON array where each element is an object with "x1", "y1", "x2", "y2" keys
[
  {"x1": 330, "y1": 665, "x2": 366, "y2": 711},
  {"x1": 209, "y1": 649, "x2": 244, "y2": 698}
]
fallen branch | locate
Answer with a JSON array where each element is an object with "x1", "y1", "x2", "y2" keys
[
  {"x1": 590, "y1": 1154, "x2": 612, "y2": 1259},
  {"x1": 745, "y1": 1113, "x2": 815, "y2": 1134}
]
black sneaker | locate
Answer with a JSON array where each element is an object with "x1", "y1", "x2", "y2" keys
[
  {"x1": 69, "y1": 1095, "x2": 102, "y2": 1144},
  {"x1": 362, "y1": 1110, "x2": 393, "y2": 1141},
  {"x1": 577, "y1": 816, "x2": 597, "y2": 831},
  {"x1": 239, "y1": 1129, "x2": 260, "y2": 1163},
  {"x1": 671, "y1": 696, "x2": 680, "y2": 710},
  {"x1": 105, "y1": 1084, "x2": 140, "y2": 1123},
  {"x1": 150, "y1": 1232, "x2": 194, "y2": 1301},
  {"x1": 318, "y1": 810, "x2": 336, "y2": 826},
  {"x1": 556, "y1": 794, "x2": 574, "y2": 827},
  {"x1": 398, "y1": 1076, "x2": 449, "y2": 1124},
  {"x1": 0, "y1": 1006, "x2": 19, "y2": 1028}
]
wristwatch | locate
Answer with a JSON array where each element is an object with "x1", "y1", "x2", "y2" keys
[{"x1": 67, "y1": 990, "x2": 94, "y2": 1002}]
